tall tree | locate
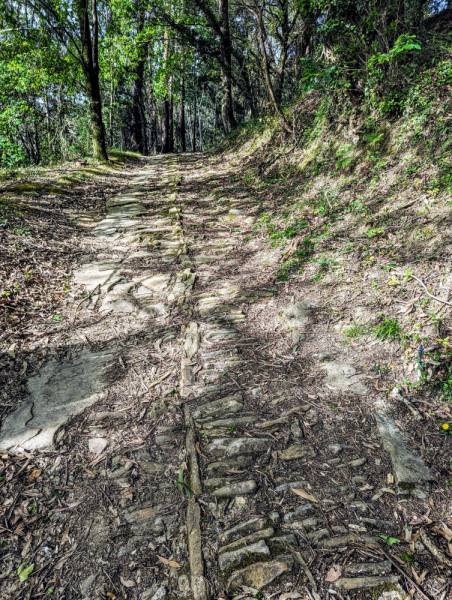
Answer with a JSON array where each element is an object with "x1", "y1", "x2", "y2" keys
[{"x1": 75, "y1": 0, "x2": 109, "y2": 161}]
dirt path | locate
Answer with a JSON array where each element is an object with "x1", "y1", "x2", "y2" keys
[{"x1": 0, "y1": 154, "x2": 448, "y2": 600}]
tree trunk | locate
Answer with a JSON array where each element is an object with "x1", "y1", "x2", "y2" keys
[
  {"x1": 109, "y1": 75, "x2": 114, "y2": 148},
  {"x1": 161, "y1": 100, "x2": 170, "y2": 153},
  {"x1": 218, "y1": 0, "x2": 236, "y2": 134},
  {"x1": 255, "y1": 9, "x2": 292, "y2": 134},
  {"x1": 131, "y1": 4, "x2": 146, "y2": 154},
  {"x1": 75, "y1": 0, "x2": 108, "y2": 161},
  {"x1": 161, "y1": 27, "x2": 171, "y2": 154},
  {"x1": 198, "y1": 98, "x2": 203, "y2": 151},
  {"x1": 180, "y1": 76, "x2": 186, "y2": 152},
  {"x1": 191, "y1": 102, "x2": 196, "y2": 152},
  {"x1": 169, "y1": 92, "x2": 174, "y2": 152}
]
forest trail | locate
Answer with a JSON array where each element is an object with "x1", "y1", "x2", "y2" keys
[{"x1": 0, "y1": 155, "x2": 445, "y2": 600}]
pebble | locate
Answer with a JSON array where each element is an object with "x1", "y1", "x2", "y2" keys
[
  {"x1": 291, "y1": 420, "x2": 304, "y2": 439},
  {"x1": 221, "y1": 518, "x2": 268, "y2": 544},
  {"x1": 201, "y1": 416, "x2": 257, "y2": 430},
  {"x1": 307, "y1": 528, "x2": 330, "y2": 543},
  {"x1": 278, "y1": 444, "x2": 316, "y2": 460},
  {"x1": 333, "y1": 575, "x2": 399, "y2": 591},
  {"x1": 206, "y1": 455, "x2": 253, "y2": 475},
  {"x1": 193, "y1": 393, "x2": 243, "y2": 421},
  {"x1": 270, "y1": 534, "x2": 297, "y2": 546},
  {"x1": 348, "y1": 457, "x2": 367, "y2": 468},
  {"x1": 345, "y1": 560, "x2": 392, "y2": 576},
  {"x1": 274, "y1": 480, "x2": 310, "y2": 492},
  {"x1": 219, "y1": 528, "x2": 274, "y2": 554},
  {"x1": 328, "y1": 443, "x2": 347, "y2": 455},
  {"x1": 212, "y1": 480, "x2": 257, "y2": 497},
  {"x1": 219, "y1": 540, "x2": 270, "y2": 571},
  {"x1": 226, "y1": 556, "x2": 294, "y2": 593},
  {"x1": 283, "y1": 504, "x2": 314, "y2": 523},
  {"x1": 206, "y1": 437, "x2": 270, "y2": 457},
  {"x1": 350, "y1": 501, "x2": 369, "y2": 511}
]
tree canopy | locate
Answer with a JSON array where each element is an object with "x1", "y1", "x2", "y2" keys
[{"x1": 0, "y1": 0, "x2": 449, "y2": 166}]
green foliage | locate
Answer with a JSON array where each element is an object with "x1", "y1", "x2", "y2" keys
[
  {"x1": 17, "y1": 563, "x2": 34, "y2": 582},
  {"x1": 375, "y1": 318, "x2": 403, "y2": 341},
  {"x1": 174, "y1": 465, "x2": 193, "y2": 499},
  {"x1": 344, "y1": 323, "x2": 368, "y2": 338}
]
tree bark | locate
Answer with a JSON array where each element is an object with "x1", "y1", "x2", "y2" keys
[
  {"x1": 191, "y1": 101, "x2": 196, "y2": 152},
  {"x1": 169, "y1": 91, "x2": 174, "y2": 152},
  {"x1": 131, "y1": 5, "x2": 147, "y2": 154},
  {"x1": 75, "y1": 0, "x2": 108, "y2": 161},
  {"x1": 161, "y1": 100, "x2": 170, "y2": 153},
  {"x1": 218, "y1": 0, "x2": 237, "y2": 134},
  {"x1": 180, "y1": 75, "x2": 186, "y2": 152},
  {"x1": 161, "y1": 27, "x2": 172, "y2": 154}
]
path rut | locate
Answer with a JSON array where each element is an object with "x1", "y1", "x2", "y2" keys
[{"x1": 0, "y1": 155, "x2": 437, "y2": 600}]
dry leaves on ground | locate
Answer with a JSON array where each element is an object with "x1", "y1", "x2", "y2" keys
[
  {"x1": 157, "y1": 556, "x2": 181, "y2": 568},
  {"x1": 292, "y1": 488, "x2": 318, "y2": 503},
  {"x1": 325, "y1": 568, "x2": 341, "y2": 582}
]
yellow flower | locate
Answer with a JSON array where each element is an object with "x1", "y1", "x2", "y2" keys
[{"x1": 443, "y1": 423, "x2": 449, "y2": 430}]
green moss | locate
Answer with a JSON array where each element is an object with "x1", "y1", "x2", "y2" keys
[{"x1": 9, "y1": 182, "x2": 67, "y2": 196}]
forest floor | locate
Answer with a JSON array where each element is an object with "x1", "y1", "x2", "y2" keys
[{"x1": 0, "y1": 149, "x2": 451, "y2": 600}]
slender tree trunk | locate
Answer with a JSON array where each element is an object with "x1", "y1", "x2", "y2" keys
[
  {"x1": 75, "y1": 0, "x2": 108, "y2": 161},
  {"x1": 198, "y1": 98, "x2": 203, "y2": 151},
  {"x1": 254, "y1": 8, "x2": 292, "y2": 134},
  {"x1": 131, "y1": 4, "x2": 147, "y2": 154},
  {"x1": 180, "y1": 76, "x2": 186, "y2": 152},
  {"x1": 218, "y1": 0, "x2": 236, "y2": 134},
  {"x1": 109, "y1": 74, "x2": 114, "y2": 148},
  {"x1": 161, "y1": 100, "x2": 170, "y2": 153},
  {"x1": 169, "y1": 91, "x2": 174, "y2": 152},
  {"x1": 161, "y1": 27, "x2": 171, "y2": 154},
  {"x1": 191, "y1": 102, "x2": 196, "y2": 152}
]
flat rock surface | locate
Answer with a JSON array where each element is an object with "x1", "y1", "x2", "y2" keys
[{"x1": 0, "y1": 348, "x2": 115, "y2": 451}]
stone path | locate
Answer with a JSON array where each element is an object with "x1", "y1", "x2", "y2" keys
[{"x1": 0, "y1": 155, "x2": 439, "y2": 600}]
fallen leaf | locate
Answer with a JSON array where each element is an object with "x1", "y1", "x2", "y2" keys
[
  {"x1": 28, "y1": 469, "x2": 41, "y2": 482},
  {"x1": 119, "y1": 576, "x2": 136, "y2": 588},
  {"x1": 121, "y1": 457, "x2": 139, "y2": 468},
  {"x1": 292, "y1": 488, "x2": 318, "y2": 503},
  {"x1": 21, "y1": 534, "x2": 32, "y2": 558},
  {"x1": 60, "y1": 526, "x2": 70, "y2": 547},
  {"x1": 106, "y1": 593, "x2": 117, "y2": 599},
  {"x1": 195, "y1": 442, "x2": 207, "y2": 458},
  {"x1": 280, "y1": 593, "x2": 304, "y2": 600},
  {"x1": 157, "y1": 555, "x2": 181, "y2": 568},
  {"x1": 409, "y1": 510, "x2": 431, "y2": 526},
  {"x1": 325, "y1": 568, "x2": 341, "y2": 582},
  {"x1": 81, "y1": 465, "x2": 96, "y2": 479},
  {"x1": 17, "y1": 563, "x2": 34, "y2": 582},
  {"x1": 433, "y1": 523, "x2": 452, "y2": 545}
]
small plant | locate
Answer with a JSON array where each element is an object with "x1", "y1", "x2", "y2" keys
[
  {"x1": 375, "y1": 318, "x2": 403, "y2": 340},
  {"x1": 174, "y1": 465, "x2": 193, "y2": 499},
  {"x1": 365, "y1": 227, "x2": 385, "y2": 238},
  {"x1": 344, "y1": 323, "x2": 368, "y2": 338},
  {"x1": 370, "y1": 364, "x2": 390, "y2": 374}
]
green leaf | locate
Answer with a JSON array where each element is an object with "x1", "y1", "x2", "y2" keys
[
  {"x1": 378, "y1": 534, "x2": 400, "y2": 545},
  {"x1": 52, "y1": 314, "x2": 62, "y2": 321},
  {"x1": 400, "y1": 552, "x2": 414, "y2": 563},
  {"x1": 17, "y1": 563, "x2": 34, "y2": 582}
]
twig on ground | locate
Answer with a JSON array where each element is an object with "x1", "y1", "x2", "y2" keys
[
  {"x1": 394, "y1": 272, "x2": 452, "y2": 308},
  {"x1": 287, "y1": 545, "x2": 318, "y2": 595}
]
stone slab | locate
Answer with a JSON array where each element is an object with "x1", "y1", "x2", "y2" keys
[
  {"x1": 0, "y1": 348, "x2": 115, "y2": 451},
  {"x1": 375, "y1": 412, "x2": 433, "y2": 491}
]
